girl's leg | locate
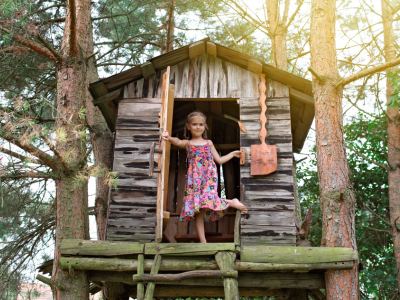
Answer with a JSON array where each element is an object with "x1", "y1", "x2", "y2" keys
[{"x1": 195, "y1": 211, "x2": 207, "y2": 243}]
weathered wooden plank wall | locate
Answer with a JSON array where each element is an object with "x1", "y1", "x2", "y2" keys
[
  {"x1": 240, "y1": 80, "x2": 295, "y2": 245},
  {"x1": 106, "y1": 98, "x2": 161, "y2": 242},
  {"x1": 123, "y1": 53, "x2": 260, "y2": 99},
  {"x1": 108, "y1": 53, "x2": 295, "y2": 245}
]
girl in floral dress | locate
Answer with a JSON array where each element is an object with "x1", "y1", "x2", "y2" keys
[{"x1": 162, "y1": 111, "x2": 248, "y2": 243}]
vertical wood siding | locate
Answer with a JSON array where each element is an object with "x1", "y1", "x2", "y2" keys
[{"x1": 106, "y1": 99, "x2": 161, "y2": 242}]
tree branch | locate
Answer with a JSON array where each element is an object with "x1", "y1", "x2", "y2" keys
[
  {"x1": 0, "y1": 130, "x2": 57, "y2": 170},
  {"x1": 1, "y1": 172, "x2": 56, "y2": 180},
  {"x1": 36, "y1": 34, "x2": 62, "y2": 62},
  {"x1": 338, "y1": 57, "x2": 400, "y2": 87},
  {"x1": 26, "y1": 4, "x2": 66, "y2": 17},
  {"x1": 222, "y1": 0, "x2": 271, "y2": 37},
  {"x1": 358, "y1": 225, "x2": 390, "y2": 233},
  {"x1": 40, "y1": 135, "x2": 70, "y2": 174},
  {"x1": 95, "y1": 33, "x2": 158, "y2": 61},
  {"x1": 0, "y1": 26, "x2": 57, "y2": 64},
  {"x1": 345, "y1": 143, "x2": 388, "y2": 170},
  {"x1": 286, "y1": 0, "x2": 304, "y2": 29},
  {"x1": 0, "y1": 146, "x2": 44, "y2": 165},
  {"x1": 363, "y1": 203, "x2": 392, "y2": 228}
]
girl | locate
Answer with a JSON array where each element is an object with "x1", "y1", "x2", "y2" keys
[{"x1": 162, "y1": 111, "x2": 248, "y2": 243}]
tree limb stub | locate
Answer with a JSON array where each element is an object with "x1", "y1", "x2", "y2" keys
[{"x1": 308, "y1": 67, "x2": 324, "y2": 83}]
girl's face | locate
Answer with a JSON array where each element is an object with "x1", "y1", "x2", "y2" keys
[{"x1": 187, "y1": 116, "x2": 206, "y2": 138}]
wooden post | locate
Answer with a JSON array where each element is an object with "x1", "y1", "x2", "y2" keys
[
  {"x1": 215, "y1": 252, "x2": 239, "y2": 300},
  {"x1": 144, "y1": 254, "x2": 162, "y2": 300},
  {"x1": 136, "y1": 254, "x2": 145, "y2": 300}
]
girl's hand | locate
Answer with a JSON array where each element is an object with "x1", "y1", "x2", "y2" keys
[
  {"x1": 162, "y1": 130, "x2": 170, "y2": 141},
  {"x1": 231, "y1": 150, "x2": 242, "y2": 158}
]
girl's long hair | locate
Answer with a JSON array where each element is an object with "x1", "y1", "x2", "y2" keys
[{"x1": 183, "y1": 111, "x2": 208, "y2": 139}]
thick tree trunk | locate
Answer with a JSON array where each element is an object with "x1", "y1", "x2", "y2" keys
[
  {"x1": 83, "y1": 6, "x2": 121, "y2": 300},
  {"x1": 51, "y1": 0, "x2": 93, "y2": 298},
  {"x1": 85, "y1": 24, "x2": 113, "y2": 242},
  {"x1": 310, "y1": 0, "x2": 359, "y2": 299},
  {"x1": 381, "y1": 0, "x2": 400, "y2": 295}
]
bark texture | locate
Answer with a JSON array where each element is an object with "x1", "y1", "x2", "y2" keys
[
  {"x1": 381, "y1": 0, "x2": 400, "y2": 295},
  {"x1": 310, "y1": 0, "x2": 359, "y2": 298},
  {"x1": 52, "y1": 0, "x2": 92, "y2": 298},
  {"x1": 162, "y1": 0, "x2": 175, "y2": 54},
  {"x1": 265, "y1": 0, "x2": 289, "y2": 70}
]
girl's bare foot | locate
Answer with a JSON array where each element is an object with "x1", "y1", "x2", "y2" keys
[{"x1": 230, "y1": 198, "x2": 248, "y2": 213}]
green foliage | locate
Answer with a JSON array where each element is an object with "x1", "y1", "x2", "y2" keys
[
  {"x1": 297, "y1": 113, "x2": 397, "y2": 298},
  {"x1": 387, "y1": 70, "x2": 400, "y2": 108}
]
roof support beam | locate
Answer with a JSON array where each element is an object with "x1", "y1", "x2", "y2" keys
[
  {"x1": 247, "y1": 58, "x2": 263, "y2": 74},
  {"x1": 207, "y1": 42, "x2": 217, "y2": 58},
  {"x1": 189, "y1": 41, "x2": 206, "y2": 59},
  {"x1": 289, "y1": 87, "x2": 314, "y2": 105},
  {"x1": 141, "y1": 61, "x2": 156, "y2": 78}
]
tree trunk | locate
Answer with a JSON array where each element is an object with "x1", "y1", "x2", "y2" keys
[
  {"x1": 265, "y1": 0, "x2": 288, "y2": 70},
  {"x1": 85, "y1": 19, "x2": 113, "y2": 243},
  {"x1": 162, "y1": 0, "x2": 175, "y2": 54},
  {"x1": 310, "y1": 0, "x2": 359, "y2": 299},
  {"x1": 381, "y1": 0, "x2": 400, "y2": 295},
  {"x1": 51, "y1": 0, "x2": 92, "y2": 298}
]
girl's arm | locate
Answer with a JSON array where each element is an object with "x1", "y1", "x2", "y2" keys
[
  {"x1": 162, "y1": 130, "x2": 188, "y2": 148},
  {"x1": 209, "y1": 140, "x2": 241, "y2": 165}
]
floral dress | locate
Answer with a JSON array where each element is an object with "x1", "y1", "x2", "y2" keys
[{"x1": 180, "y1": 140, "x2": 232, "y2": 222}]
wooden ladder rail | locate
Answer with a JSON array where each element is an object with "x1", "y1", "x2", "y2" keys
[
  {"x1": 136, "y1": 254, "x2": 145, "y2": 300},
  {"x1": 134, "y1": 254, "x2": 162, "y2": 300}
]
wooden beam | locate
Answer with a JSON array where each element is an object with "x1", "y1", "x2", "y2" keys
[
  {"x1": 127, "y1": 286, "x2": 289, "y2": 298},
  {"x1": 145, "y1": 243, "x2": 235, "y2": 255},
  {"x1": 89, "y1": 81, "x2": 117, "y2": 131},
  {"x1": 189, "y1": 41, "x2": 206, "y2": 59},
  {"x1": 60, "y1": 239, "x2": 144, "y2": 256},
  {"x1": 247, "y1": 58, "x2": 263, "y2": 74},
  {"x1": 241, "y1": 245, "x2": 359, "y2": 264},
  {"x1": 59, "y1": 256, "x2": 354, "y2": 273},
  {"x1": 132, "y1": 270, "x2": 238, "y2": 282},
  {"x1": 207, "y1": 41, "x2": 217, "y2": 58},
  {"x1": 289, "y1": 87, "x2": 314, "y2": 105},
  {"x1": 93, "y1": 89, "x2": 121, "y2": 106},
  {"x1": 89, "y1": 271, "x2": 326, "y2": 289},
  {"x1": 141, "y1": 61, "x2": 156, "y2": 78}
]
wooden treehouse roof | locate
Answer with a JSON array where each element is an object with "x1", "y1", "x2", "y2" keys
[{"x1": 89, "y1": 38, "x2": 314, "y2": 153}]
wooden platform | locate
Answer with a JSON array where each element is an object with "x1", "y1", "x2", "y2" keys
[{"x1": 38, "y1": 239, "x2": 358, "y2": 299}]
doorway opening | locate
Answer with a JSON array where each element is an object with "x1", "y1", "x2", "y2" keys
[{"x1": 163, "y1": 99, "x2": 241, "y2": 243}]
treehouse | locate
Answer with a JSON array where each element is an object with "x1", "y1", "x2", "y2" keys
[{"x1": 38, "y1": 39, "x2": 358, "y2": 300}]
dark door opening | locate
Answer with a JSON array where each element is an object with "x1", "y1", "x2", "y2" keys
[{"x1": 163, "y1": 99, "x2": 241, "y2": 243}]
